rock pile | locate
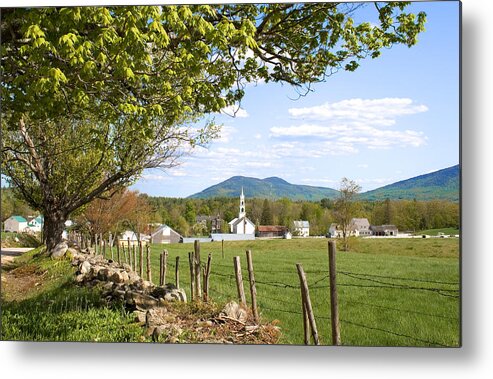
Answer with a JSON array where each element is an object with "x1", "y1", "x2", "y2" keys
[
  {"x1": 70, "y1": 248, "x2": 186, "y2": 311},
  {"x1": 68, "y1": 246, "x2": 280, "y2": 344}
]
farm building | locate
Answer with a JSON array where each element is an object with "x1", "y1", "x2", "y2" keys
[
  {"x1": 293, "y1": 220, "x2": 310, "y2": 237},
  {"x1": 370, "y1": 225, "x2": 399, "y2": 236},
  {"x1": 151, "y1": 224, "x2": 182, "y2": 244},
  {"x1": 257, "y1": 225, "x2": 287, "y2": 238},
  {"x1": 228, "y1": 188, "x2": 255, "y2": 235},
  {"x1": 27, "y1": 215, "x2": 44, "y2": 233},
  {"x1": 118, "y1": 230, "x2": 150, "y2": 246},
  {"x1": 4, "y1": 216, "x2": 28, "y2": 233},
  {"x1": 329, "y1": 218, "x2": 372, "y2": 238},
  {"x1": 351, "y1": 218, "x2": 372, "y2": 236}
]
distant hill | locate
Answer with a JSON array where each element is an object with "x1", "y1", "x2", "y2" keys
[
  {"x1": 188, "y1": 165, "x2": 460, "y2": 202},
  {"x1": 359, "y1": 165, "x2": 460, "y2": 201},
  {"x1": 188, "y1": 176, "x2": 340, "y2": 201}
]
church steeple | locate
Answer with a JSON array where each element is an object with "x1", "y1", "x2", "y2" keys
[{"x1": 239, "y1": 187, "x2": 246, "y2": 219}]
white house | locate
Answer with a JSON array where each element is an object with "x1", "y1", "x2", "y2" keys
[
  {"x1": 328, "y1": 218, "x2": 372, "y2": 238},
  {"x1": 118, "y1": 230, "x2": 150, "y2": 246},
  {"x1": 228, "y1": 188, "x2": 255, "y2": 235},
  {"x1": 151, "y1": 224, "x2": 181, "y2": 244},
  {"x1": 26, "y1": 215, "x2": 44, "y2": 233},
  {"x1": 4, "y1": 216, "x2": 28, "y2": 233},
  {"x1": 293, "y1": 220, "x2": 310, "y2": 237}
]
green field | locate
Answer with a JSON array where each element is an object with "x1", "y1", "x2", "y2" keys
[{"x1": 143, "y1": 238, "x2": 460, "y2": 347}]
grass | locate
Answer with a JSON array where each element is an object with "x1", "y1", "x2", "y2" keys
[
  {"x1": 2, "y1": 237, "x2": 460, "y2": 346},
  {"x1": 1, "y1": 231, "x2": 41, "y2": 248},
  {"x1": 142, "y1": 238, "x2": 460, "y2": 347},
  {"x1": 1, "y1": 247, "x2": 144, "y2": 342}
]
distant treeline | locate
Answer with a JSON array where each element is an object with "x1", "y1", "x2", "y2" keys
[
  {"x1": 2, "y1": 186, "x2": 459, "y2": 237},
  {"x1": 146, "y1": 196, "x2": 459, "y2": 236}
]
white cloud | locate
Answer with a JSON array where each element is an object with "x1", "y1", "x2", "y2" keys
[
  {"x1": 357, "y1": 164, "x2": 369, "y2": 168},
  {"x1": 288, "y1": 98, "x2": 428, "y2": 126},
  {"x1": 270, "y1": 123, "x2": 426, "y2": 152},
  {"x1": 254, "y1": 133, "x2": 262, "y2": 139},
  {"x1": 220, "y1": 105, "x2": 249, "y2": 118}
]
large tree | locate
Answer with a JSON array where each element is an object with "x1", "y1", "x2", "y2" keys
[{"x1": 0, "y1": 3, "x2": 426, "y2": 254}]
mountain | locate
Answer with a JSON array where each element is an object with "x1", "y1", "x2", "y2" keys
[
  {"x1": 188, "y1": 176, "x2": 340, "y2": 201},
  {"x1": 188, "y1": 165, "x2": 460, "y2": 201},
  {"x1": 359, "y1": 165, "x2": 460, "y2": 201}
]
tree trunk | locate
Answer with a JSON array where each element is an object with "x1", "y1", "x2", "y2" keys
[{"x1": 43, "y1": 210, "x2": 67, "y2": 254}]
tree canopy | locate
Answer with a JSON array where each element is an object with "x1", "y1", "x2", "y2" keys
[{"x1": 0, "y1": 3, "x2": 426, "y2": 253}]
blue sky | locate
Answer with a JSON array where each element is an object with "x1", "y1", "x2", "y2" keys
[{"x1": 132, "y1": 1, "x2": 460, "y2": 198}]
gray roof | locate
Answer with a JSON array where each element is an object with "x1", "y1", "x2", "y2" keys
[
  {"x1": 350, "y1": 218, "x2": 370, "y2": 230},
  {"x1": 230, "y1": 217, "x2": 254, "y2": 227}
]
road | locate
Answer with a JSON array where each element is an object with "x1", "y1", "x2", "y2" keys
[{"x1": 0, "y1": 247, "x2": 34, "y2": 266}]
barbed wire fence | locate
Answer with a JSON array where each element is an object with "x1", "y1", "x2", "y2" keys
[{"x1": 69, "y1": 232, "x2": 459, "y2": 346}]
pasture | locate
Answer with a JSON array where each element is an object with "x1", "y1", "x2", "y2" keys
[{"x1": 147, "y1": 237, "x2": 460, "y2": 346}]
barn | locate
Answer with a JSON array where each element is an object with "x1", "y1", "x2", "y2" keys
[
  {"x1": 257, "y1": 225, "x2": 287, "y2": 238},
  {"x1": 151, "y1": 224, "x2": 182, "y2": 244},
  {"x1": 4, "y1": 216, "x2": 28, "y2": 233}
]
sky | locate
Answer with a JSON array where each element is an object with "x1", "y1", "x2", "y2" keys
[{"x1": 131, "y1": 1, "x2": 460, "y2": 198}]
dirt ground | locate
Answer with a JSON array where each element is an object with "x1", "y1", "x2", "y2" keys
[{"x1": 1, "y1": 247, "x2": 38, "y2": 302}]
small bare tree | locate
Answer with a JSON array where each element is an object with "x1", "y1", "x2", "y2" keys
[{"x1": 334, "y1": 178, "x2": 361, "y2": 251}]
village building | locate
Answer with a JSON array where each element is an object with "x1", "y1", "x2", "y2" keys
[
  {"x1": 118, "y1": 230, "x2": 151, "y2": 246},
  {"x1": 195, "y1": 215, "x2": 223, "y2": 233},
  {"x1": 4, "y1": 215, "x2": 28, "y2": 233},
  {"x1": 257, "y1": 225, "x2": 287, "y2": 238},
  {"x1": 329, "y1": 218, "x2": 371, "y2": 238},
  {"x1": 293, "y1": 220, "x2": 310, "y2": 237},
  {"x1": 228, "y1": 188, "x2": 255, "y2": 235},
  {"x1": 370, "y1": 225, "x2": 399, "y2": 236},
  {"x1": 27, "y1": 215, "x2": 44, "y2": 233},
  {"x1": 151, "y1": 224, "x2": 182, "y2": 244}
]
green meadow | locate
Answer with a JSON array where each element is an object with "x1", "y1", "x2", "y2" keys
[{"x1": 146, "y1": 237, "x2": 460, "y2": 346}]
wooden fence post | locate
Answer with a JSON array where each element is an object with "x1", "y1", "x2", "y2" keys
[
  {"x1": 204, "y1": 253, "x2": 212, "y2": 302},
  {"x1": 133, "y1": 243, "x2": 137, "y2": 272},
  {"x1": 163, "y1": 250, "x2": 168, "y2": 286},
  {"x1": 159, "y1": 252, "x2": 164, "y2": 286},
  {"x1": 109, "y1": 233, "x2": 114, "y2": 261},
  {"x1": 301, "y1": 292, "x2": 310, "y2": 345},
  {"x1": 146, "y1": 244, "x2": 152, "y2": 282},
  {"x1": 188, "y1": 252, "x2": 195, "y2": 301},
  {"x1": 103, "y1": 239, "x2": 107, "y2": 259},
  {"x1": 175, "y1": 256, "x2": 180, "y2": 288},
  {"x1": 328, "y1": 241, "x2": 341, "y2": 346},
  {"x1": 296, "y1": 263, "x2": 320, "y2": 345},
  {"x1": 117, "y1": 241, "x2": 121, "y2": 264},
  {"x1": 193, "y1": 240, "x2": 202, "y2": 301},
  {"x1": 95, "y1": 234, "x2": 98, "y2": 255},
  {"x1": 233, "y1": 256, "x2": 246, "y2": 306},
  {"x1": 127, "y1": 238, "x2": 131, "y2": 267},
  {"x1": 246, "y1": 250, "x2": 259, "y2": 323},
  {"x1": 139, "y1": 241, "x2": 144, "y2": 277},
  {"x1": 221, "y1": 239, "x2": 224, "y2": 259}
]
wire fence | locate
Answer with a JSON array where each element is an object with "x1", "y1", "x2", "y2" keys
[{"x1": 73, "y1": 234, "x2": 459, "y2": 346}]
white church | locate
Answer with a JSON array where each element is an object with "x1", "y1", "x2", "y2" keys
[{"x1": 228, "y1": 188, "x2": 255, "y2": 235}]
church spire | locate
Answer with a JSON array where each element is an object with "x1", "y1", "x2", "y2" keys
[{"x1": 239, "y1": 187, "x2": 246, "y2": 219}]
